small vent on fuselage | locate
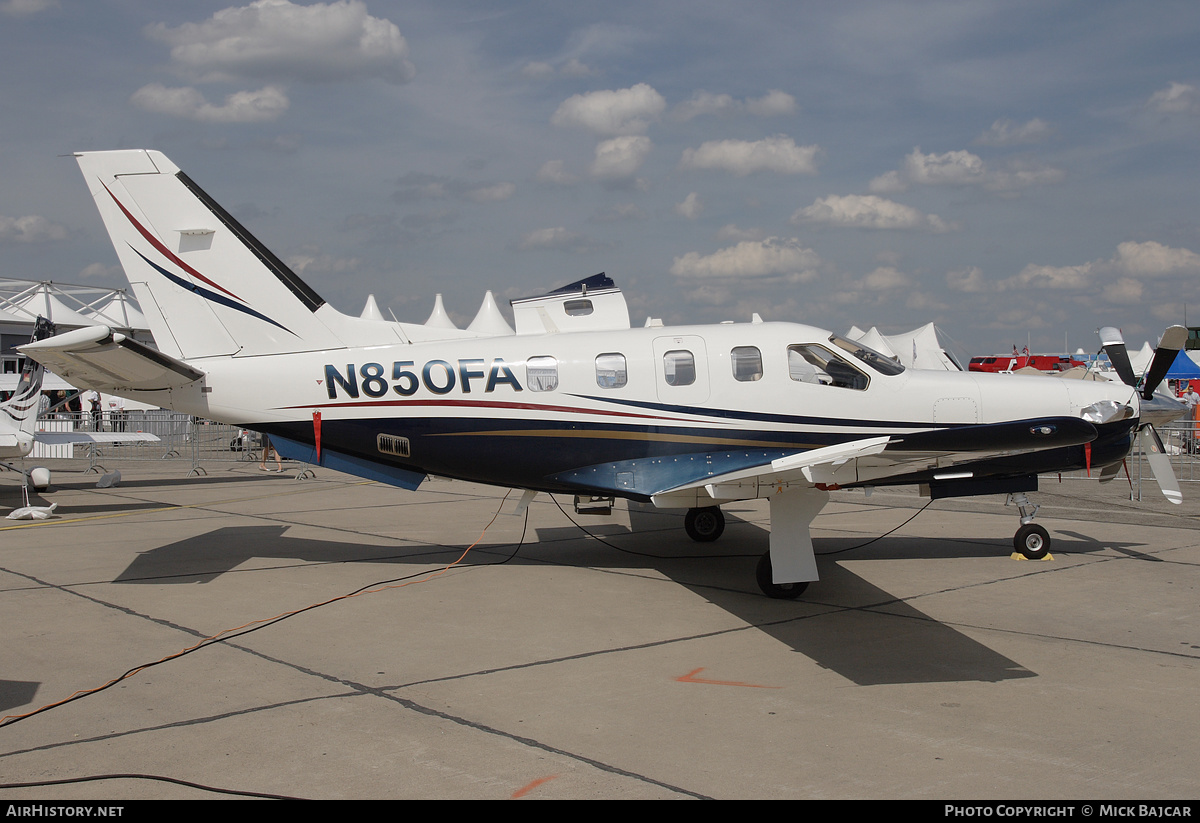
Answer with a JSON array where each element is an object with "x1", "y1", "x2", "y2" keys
[{"x1": 377, "y1": 434, "x2": 411, "y2": 458}]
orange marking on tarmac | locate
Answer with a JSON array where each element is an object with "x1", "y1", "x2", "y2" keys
[
  {"x1": 676, "y1": 668, "x2": 780, "y2": 689},
  {"x1": 512, "y1": 774, "x2": 558, "y2": 798}
]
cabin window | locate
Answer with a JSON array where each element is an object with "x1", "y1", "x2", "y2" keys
[
  {"x1": 564, "y1": 299, "x2": 594, "y2": 316},
  {"x1": 787, "y1": 344, "x2": 869, "y2": 390},
  {"x1": 526, "y1": 356, "x2": 559, "y2": 392},
  {"x1": 731, "y1": 346, "x2": 763, "y2": 382},
  {"x1": 595, "y1": 353, "x2": 628, "y2": 388},
  {"x1": 663, "y1": 350, "x2": 696, "y2": 386}
]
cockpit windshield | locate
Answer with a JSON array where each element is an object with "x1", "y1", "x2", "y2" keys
[{"x1": 828, "y1": 334, "x2": 906, "y2": 375}]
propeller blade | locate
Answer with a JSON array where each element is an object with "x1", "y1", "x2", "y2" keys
[
  {"x1": 1098, "y1": 326, "x2": 1137, "y2": 387},
  {"x1": 1141, "y1": 325, "x2": 1188, "y2": 400},
  {"x1": 1142, "y1": 425, "x2": 1182, "y2": 505}
]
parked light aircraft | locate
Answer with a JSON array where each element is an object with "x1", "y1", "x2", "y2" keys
[
  {"x1": 2, "y1": 317, "x2": 159, "y2": 496},
  {"x1": 20, "y1": 150, "x2": 1187, "y2": 597}
]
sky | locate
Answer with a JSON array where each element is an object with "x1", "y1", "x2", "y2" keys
[{"x1": 0, "y1": 0, "x2": 1198, "y2": 357}]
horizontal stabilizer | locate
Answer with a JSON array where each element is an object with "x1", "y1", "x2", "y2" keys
[
  {"x1": 34, "y1": 430, "x2": 159, "y2": 446},
  {"x1": 20, "y1": 326, "x2": 204, "y2": 392}
]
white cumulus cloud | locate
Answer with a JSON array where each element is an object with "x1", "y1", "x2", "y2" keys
[
  {"x1": 535, "y1": 160, "x2": 577, "y2": 185},
  {"x1": 0, "y1": 214, "x2": 67, "y2": 243},
  {"x1": 1103, "y1": 277, "x2": 1144, "y2": 305},
  {"x1": 946, "y1": 266, "x2": 987, "y2": 293},
  {"x1": 675, "y1": 192, "x2": 703, "y2": 219},
  {"x1": 130, "y1": 83, "x2": 289, "y2": 122},
  {"x1": 1000, "y1": 241, "x2": 1200, "y2": 292},
  {"x1": 670, "y1": 237, "x2": 821, "y2": 280},
  {"x1": 791, "y1": 194, "x2": 952, "y2": 232},
  {"x1": 1, "y1": 0, "x2": 57, "y2": 15},
  {"x1": 745, "y1": 90, "x2": 796, "y2": 117},
  {"x1": 672, "y1": 89, "x2": 795, "y2": 121},
  {"x1": 862, "y1": 266, "x2": 911, "y2": 290},
  {"x1": 974, "y1": 118, "x2": 1054, "y2": 146},
  {"x1": 590, "y1": 135, "x2": 652, "y2": 180},
  {"x1": 671, "y1": 91, "x2": 739, "y2": 121},
  {"x1": 679, "y1": 136, "x2": 819, "y2": 176},
  {"x1": 144, "y1": 0, "x2": 415, "y2": 85},
  {"x1": 517, "y1": 227, "x2": 599, "y2": 253},
  {"x1": 870, "y1": 146, "x2": 1062, "y2": 193},
  {"x1": 1148, "y1": 82, "x2": 1199, "y2": 114},
  {"x1": 551, "y1": 83, "x2": 666, "y2": 135},
  {"x1": 1003, "y1": 262, "x2": 1094, "y2": 290},
  {"x1": 1114, "y1": 240, "x2": 1200, "y2": 275}
]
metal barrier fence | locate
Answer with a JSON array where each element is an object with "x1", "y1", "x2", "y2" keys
[{"x1": 33, "y1": 411, "x2": 265, "y2": 476}]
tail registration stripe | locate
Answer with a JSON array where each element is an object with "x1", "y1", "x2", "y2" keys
[{"x1": 101, "y1": 181, "x2": 243, "y2": 303}]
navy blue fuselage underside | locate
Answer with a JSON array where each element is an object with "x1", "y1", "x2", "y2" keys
[{"x1": 246, "y1": 414, "x2": 1136, "y2": 501}]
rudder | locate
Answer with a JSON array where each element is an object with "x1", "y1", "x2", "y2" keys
[{"x1": 75, "y1": 150, "x2": 343, "y2": 360}]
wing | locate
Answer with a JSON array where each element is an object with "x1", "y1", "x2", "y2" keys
[
  {"x1": 651, "y1": 416, "x2": 1097, "y2": 508},
  {"x1": 19, "y1": 326, "x2": 203, "y2": 392}
]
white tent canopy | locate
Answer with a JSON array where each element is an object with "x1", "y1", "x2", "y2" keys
[
  {"x1": 0, "y1": 278, "x2": 151, "y2": 334},
  {"x1": 82, "y1": 293, "x2": 149, "y2": 330},
  {"x1": 847, "y1": 322, "x2": 963, "y2": 371}
]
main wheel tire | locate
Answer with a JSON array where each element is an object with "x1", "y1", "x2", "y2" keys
[
  {"x1": 755, "y1": 551, "x2": 809, "y2": 600},
  {"x1": 684, "y1": 506, "x2": 725, "y2": 542},
  {"x1": 1014, "y1": 523, "x2": 1051, "y2": 560}
]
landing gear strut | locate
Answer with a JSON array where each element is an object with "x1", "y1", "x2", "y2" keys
[
  {"x1": 684, "y1": 506, "x2": 725, "y2": 542},
  {"x1": 1008, "y1": 492, "x2": 1051, "y2": 559}
]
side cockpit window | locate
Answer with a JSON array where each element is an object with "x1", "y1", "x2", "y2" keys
[
  {"x1": 827, "y1": 334, "x2": 905, "y2": 375},
  {"x1": 787, "y1": 344, "x2": 869, "y2": 390}
]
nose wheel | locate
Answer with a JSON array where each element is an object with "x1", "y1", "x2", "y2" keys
[
  {"x1": 1013, "y1": 523, "x2": 1051, "y2": 560},
  {"x1": 1008, "y1": 493, "x2": 1051, "y2": 560}
]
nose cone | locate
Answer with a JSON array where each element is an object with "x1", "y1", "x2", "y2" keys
[{"x1": 1141, "y1": 392, "x2": 1188, "y2": 428}]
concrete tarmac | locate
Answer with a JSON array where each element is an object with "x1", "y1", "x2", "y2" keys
[{"x1": 0, "y1": 459, "x2": 1197, "y2": 799}]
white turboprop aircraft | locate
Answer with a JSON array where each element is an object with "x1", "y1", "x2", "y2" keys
[
  {"x1": 2, "y1": 317, "x2": 159, "y2": 498},
  {"x1": 20, "y1": 150, "x2": 1187, "y2": 596}
]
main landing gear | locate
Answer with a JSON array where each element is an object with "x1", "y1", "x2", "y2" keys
[
  {"x1": 684, "y1": 506, "x2": 725, "y2": 542},
  {"x1": 1008, "y1": 493, "x2": 1051, "y2": 560},
  {"x1": 684, "y1": 504, "x2": 810, "y2": 599},
  {"x1": 755, "y1": 551, "x2": 808, "y2": 600}
]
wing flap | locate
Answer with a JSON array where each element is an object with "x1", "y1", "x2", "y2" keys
[
  {"x1": 652, "y1": 436, "x2": 892, "y2": 507},
  {"x1": 20, "y1": 326, "x2": 204, "y2": 392}
]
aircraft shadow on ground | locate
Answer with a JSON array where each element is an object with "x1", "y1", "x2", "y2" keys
[
  {"x1": 539, "y1": 516, "x2": 1039, "y2": 686},
  {"x1": 0, "y1": 680, "x2": 39, "y2": 714},
  {"x1": 110, "y1": 508, "x2": 1075, "y2": 685}
]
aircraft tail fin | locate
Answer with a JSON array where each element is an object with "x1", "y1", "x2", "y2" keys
[
  {"x1": 74, "y1": 150, "x2": 345, "y2": 360},
  {"x1": 2, "y1": 317, "x2": 54, "y2": 436}
]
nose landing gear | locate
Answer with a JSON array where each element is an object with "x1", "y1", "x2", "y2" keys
[{"x1": 1008, "y1": 493, "x2": 1051, "y2": 560}]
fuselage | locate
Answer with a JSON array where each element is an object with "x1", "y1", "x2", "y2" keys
[{"x1": 140, "y1": 320, "x2": 1141, "y2": 499}]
